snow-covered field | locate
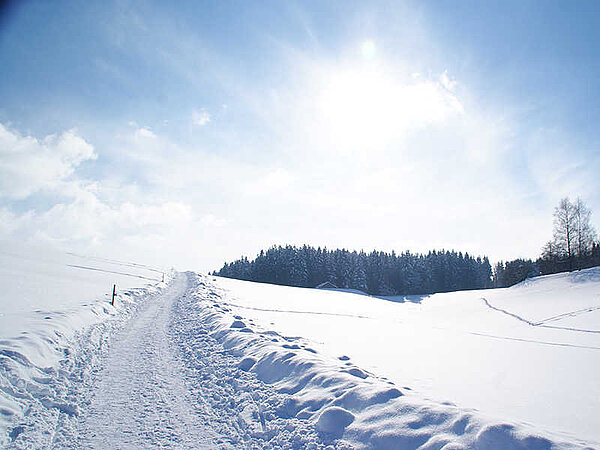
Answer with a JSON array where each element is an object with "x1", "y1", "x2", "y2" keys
[
  {"x1": 211, "y1": 269, "x2": 600, "y2": 448},
  {"x1": 0, "y1": 242, "x2": 167, "y2": 446},
  {"x1": 1, "y1": 244, "x2": 599, "y2": 448}
]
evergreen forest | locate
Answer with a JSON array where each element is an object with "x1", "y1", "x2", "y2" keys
[{"x1": 215, "y1": 245, "x2": 493, "y2": 295}]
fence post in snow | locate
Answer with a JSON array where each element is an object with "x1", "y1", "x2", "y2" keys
[{"x1": 111, "y1": 284, "x2": 116, "y2": 306}]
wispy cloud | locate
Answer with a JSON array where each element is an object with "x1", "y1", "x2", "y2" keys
[
  {"x1": 192, "y1": 109, "x2": 211, "y2": 126},
  {"x1": 134, "y1": 127, "x2": 157, "y2": 140}
]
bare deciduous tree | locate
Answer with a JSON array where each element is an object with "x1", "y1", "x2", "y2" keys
[
  {"x1": 573, "y1": 198, "x2": 597, "y2": 257},
  {"x1": 552, "y1": 198, "x2": 576, "y2": 261},
  {"x1": 545, "y1": 197, "x2": 597, "y2": 269}
]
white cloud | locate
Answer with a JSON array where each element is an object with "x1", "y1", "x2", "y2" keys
[
  {"x1": 0, "y1": 182, "x2": 200, "y2": 262},
  {"x1": 193, "y1": 109, "x2": 211, "y2": 126},
  {"x1": 439, "y1": 70, "x2": 457, "y2": 92},
  {"x1": 0, "y1": 124, "x2": 96, "y2": 199},
  {"x1": 296, "y1": 67, "x2": 465, "y2": 156},
  {"x1": 134, "y1": 127, "x2": 157, "y2": 140},
  {"x1": 0, "y1": 123, "x2": 229, "y2": 269},
  {"x1": 199, "y1": 213, "x2": 228, "y2": 228}
]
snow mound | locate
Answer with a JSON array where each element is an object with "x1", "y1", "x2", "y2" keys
[
  {"x1": 190, "y1": 275, "x2": 588, "y2": 449},
  {"x1": 316, "y1": 406, "x2": 355, "y2": 434}
]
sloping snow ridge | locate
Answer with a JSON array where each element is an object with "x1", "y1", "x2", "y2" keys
[{"x1": 207, "y1": 268, "x2": 600, "y2": 449}]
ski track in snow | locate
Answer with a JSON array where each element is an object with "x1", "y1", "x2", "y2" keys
[
  {"x1": 481, "y1": 297, "x2": 600, "y2": 334},
  {"x1": 222, "y1": 302, "x2": 373, "y2": 320},
  {"x1": 66, "y1": 264, "x2": 162, "y2": 282}
]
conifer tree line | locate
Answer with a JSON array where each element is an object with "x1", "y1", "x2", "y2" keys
[
  {"x1": 216, "y1": 198, "x2": 598, "y2": 293},
  {"x1": 493, "y1": 197, "x2": 599, "y2": 287},
  {"x1": 215, "y1": 246, "x2": 493, "y2": 295}
]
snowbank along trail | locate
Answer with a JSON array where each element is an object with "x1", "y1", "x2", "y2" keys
[
  {"x1": 6, "y1": 272, "x2": 326, "y2": 449},
  {"x1": 193, "y1": 274, "x2": 597, "y2": 449}
]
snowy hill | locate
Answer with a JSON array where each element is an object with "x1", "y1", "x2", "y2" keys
[
  {"x1": 1, "y1": 247, "x2": 598, "y2": 448},
  {"x1": 211, "y1": 268, "x2": 600, "y2": 447}
]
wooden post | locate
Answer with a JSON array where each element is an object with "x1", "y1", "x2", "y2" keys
[
  {"x1": 111, "y1": 284, "x2": 116, "y2": 306},
  {"x1": 162, "y1": 273, "x2": 165, "y2": 283}
]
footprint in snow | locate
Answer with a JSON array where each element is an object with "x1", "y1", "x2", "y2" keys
[
  {"x1": 230, "y1": 320, "x2": 246, "y2": 328},
  {"x1": 282, "y1": 344, "x2": 301, "y2": 350},
  {"x1": 238, "y1": 357, "x2": 256, "y2": 371},
  {"x1": 342, "y1": 367, "x2": 368, "y2": 379}
]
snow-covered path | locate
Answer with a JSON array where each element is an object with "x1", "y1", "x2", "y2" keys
[
  {"x1": 22, "y1": 272, "x2": 325, "y2": 449},
  {"x1": 6, "y1": 269, "x2": 598, "y2": 448},
  {"x1": 71, "y1": 273, "x2": 216, "y2": 449}
]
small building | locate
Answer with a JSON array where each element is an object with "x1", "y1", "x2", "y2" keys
[{"x1": 315, "y1": 281, "x2": 338, "y2": 289}]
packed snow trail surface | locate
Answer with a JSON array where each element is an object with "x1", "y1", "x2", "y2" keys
[
  {"x1": 7, "y1": 272, "x2": 325, "y2": 449},
  {"x1": 71, "y1": 273, "x2": 216, "y2": 449}
]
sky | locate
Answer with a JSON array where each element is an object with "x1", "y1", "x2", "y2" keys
[{"x1": 1, "y1": 0, "x2": 599, "y2": 272}]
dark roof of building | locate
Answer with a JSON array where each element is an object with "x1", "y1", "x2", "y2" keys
[{"x1": 315, "y1": 281, "x2": 338, "y2": 289}]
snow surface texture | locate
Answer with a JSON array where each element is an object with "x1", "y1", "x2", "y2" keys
[
  {"x1": 211, "y1": 269, "x2": 600, "y2": 448},
  {"x1": 2, "y1": 254, "x2": 598, "y2": 448},
  {"x1": 0, "y1": 243, "x2": 169, "y2": 446},
  {"x1": 3, "y1": 271, "x2": 328, "y2": 449}
]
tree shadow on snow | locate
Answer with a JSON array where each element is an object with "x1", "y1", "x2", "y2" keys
[{"x1": 375, "y1": 294, "x2": 430, "y2": 304}]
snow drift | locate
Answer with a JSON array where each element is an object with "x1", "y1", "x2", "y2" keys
[{"x1": 192, "y1": 271, "x2": 600, "y2": 449}]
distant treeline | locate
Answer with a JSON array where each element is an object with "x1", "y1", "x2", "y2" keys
[
  {"x1": 494, "y1": 243, "x2": 600, "y2": 288},
  {"x1": 494, "y1": 197, "x2": 600, "y2": 287},
  {"x1": 215, "y1": 245, "x2": 493, "y2": 295}
]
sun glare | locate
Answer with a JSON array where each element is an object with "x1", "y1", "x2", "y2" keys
[
  {"x1": 318, "y1": 70, "x2": 396, "y2": 151},
  {"x1": 360, "y1": 40, "x2": 376, "y2": 59},
  {"x1": 315, "y1": 67, "x2": 463, "y2": 154}
]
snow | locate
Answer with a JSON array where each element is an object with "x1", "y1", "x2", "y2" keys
[
  {"x1": 2, "y1": 243, "x2": 599, "y2": 448},
  {"x1": 0, "y1": 242, "x2": 167, "y2": 446},
  {"x1": 211, "y1": 268, "x2": 600, "y2": 448},
  {"x1": 1, "y1": 266, "x2": 326, "y2": 448},
  {"x1": 316, "y1": 407, "x2": 355, "y2": 434}
]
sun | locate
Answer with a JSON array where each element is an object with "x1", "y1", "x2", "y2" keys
[{"x1": 360, "y1": 40, "x2": 377, "y2": 59}]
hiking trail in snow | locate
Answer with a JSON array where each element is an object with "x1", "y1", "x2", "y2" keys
[
  {"x1": 65, "y1": 273, "x2": 216, "y2": 449},
  {"x1": 5, "y1": 270, "x2": 598, "y2": 449},
  {"x1": 8, "y1": 272, "x2": 326, "y2": 449}
]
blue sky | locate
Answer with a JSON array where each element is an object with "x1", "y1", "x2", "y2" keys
[{"x1": 1, "y1": 0, "x2": 599, "y2": 270}]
